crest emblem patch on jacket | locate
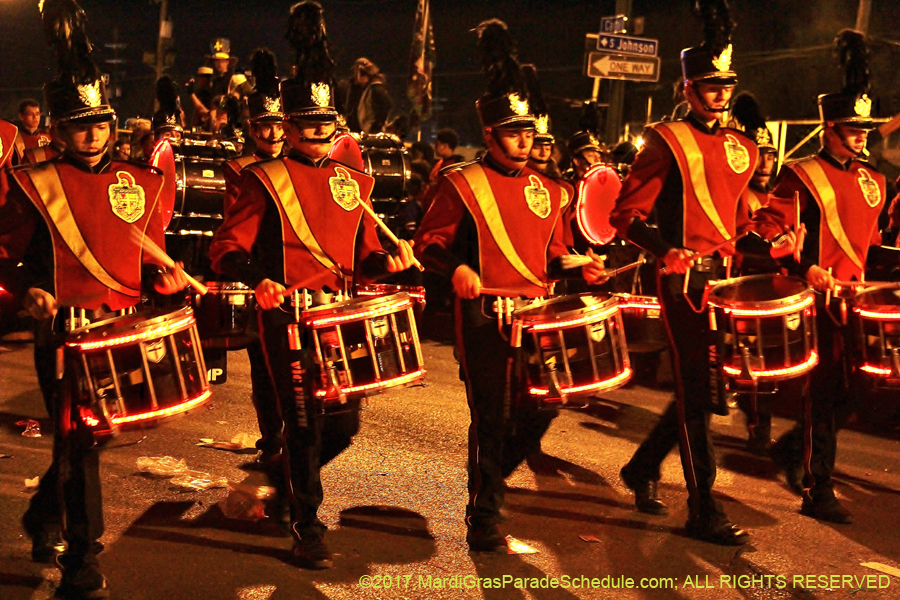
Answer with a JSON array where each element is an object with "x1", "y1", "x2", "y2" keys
[
  {"x1": 329, "y1": 166, "x2": 361, "y2": 211},
  {"x1": 724, "y1": 134, "x2": 750, "y2": 174},
  {"x1": 858, "y1": 169, "x2": 881, "y2": 207},
  {"x1": 524, "y1": 175, "x2": 551, "y2": 219},
  {"x1": 108, "y1": 171, "x2": 146, "y2": 223}
]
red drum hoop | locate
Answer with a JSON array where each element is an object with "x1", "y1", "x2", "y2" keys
[
  {"x1": 576, "y1": 164, "x2": 622, "y2": 245},
  {"x1": 851, "y1": 284, "x2": 900, "y2": 384}
]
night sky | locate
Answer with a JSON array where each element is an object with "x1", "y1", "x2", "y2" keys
[{"x1": 2, "y1": 0, "x2": 899, "y2": 145}]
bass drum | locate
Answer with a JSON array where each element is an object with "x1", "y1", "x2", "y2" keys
[
  {"x1": 356, "y1": 133, "x2": 410, "y2": 200},
  {"x1": 574, "y1": 164, "x2": 622, "y2": 246}
]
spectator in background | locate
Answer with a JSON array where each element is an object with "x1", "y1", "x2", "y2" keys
[
  {"x1": 429, "y1": 128, "x2": 464, "y2": 181},
  {"x1": 112, "y1": 140, "x2": 131, "y2": 161},
  {"x1": 189, "y1": 66, "x2": 215, "y2": 131},
  {"x1": 345, "y1": 58, "x2": 392, "y2": 134},
  {"x1": 17, "y1": 99, "x2": 50, "y2": 149},
  {"x1": 409, "y1": 140, "x2": 434, "y2": 165}
]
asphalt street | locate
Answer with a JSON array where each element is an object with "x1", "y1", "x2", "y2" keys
[{"x1": 1, "y1": 324, "x2": 899, "y2": 600}]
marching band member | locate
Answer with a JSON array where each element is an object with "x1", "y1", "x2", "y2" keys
[
  {"x1": 219, "y1": 48, "x2": 286, "y2": 503},
  {"x1": 413, "y1": 19, "x2": 606, "y2": 553},
  {"x1": 0, "y1": 117, "x2": 20, "y2": 168},
  {"x1": 209, "y1": 1, "x2": 414, "y2": 569},
  {"x1": 150, "y1": 76, "x2": 185, "y2": 144},
  {"x1": 0, "y1": 2, "x2": 185, "y2": 597},
  {"x1": 609, "y1": 0, "x2": 802, "y2": 546},
  {"x1": 756, "y1": 30, "x2": 886, "y2": 525}
]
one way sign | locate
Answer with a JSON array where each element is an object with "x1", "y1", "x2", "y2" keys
[{"x1": 585, "y1": 51, "x2": 660, "y2": 83}]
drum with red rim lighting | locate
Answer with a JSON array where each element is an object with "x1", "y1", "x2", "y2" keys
[
  {"x1": 851, "y1": 284, "x2": 900, "y2": 385},
  {"x1": 707, "y1": 274, "x2": 817, "y2": 383},
  {"x1": 193, "y1": 281, "x2": 257, "y2": 350},
  {"x1": 302, "y1": 292, "x2": 425, "y2": 402},
  {"x1": 614, "y1": 293, "x2": 667, "y2": 354},
  {"x1": 512, "y1": 293, "x2": 631, "y2": 405},
  {"x1": 65, "y1": 306, "x2": 210, "y2": 435},
  {"x1": 354, "y1": 284, "x2": 425, "y2": 314}
]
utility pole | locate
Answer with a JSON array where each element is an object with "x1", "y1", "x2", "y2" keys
[
  {"x1": 855, "y1": 0, "x2": 872, "y2": 33},
  {"x1": 155, "y1": 0, "x2": 171, "y2": 83},
  {"x1": 604, "y1": 0, "x2": 632, "y2": 145}
]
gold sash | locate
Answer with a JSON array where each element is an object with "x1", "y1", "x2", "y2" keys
[
  {"x1": 657, "y1": 122, "x2": 732, "y2": 242},
  {"x1": 256, "y1": 160, "x2": 344, "y2": 276},
  {"x1": 794, "y1": 160, "x2": 864, "y2": 271},
  {"x1": 27, "y1": 165, "x2": 140, "y2": 297},
  {"x1": 456, "y1": 164, "x2": 545, "y2": 289}
]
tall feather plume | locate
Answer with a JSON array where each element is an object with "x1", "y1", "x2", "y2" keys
[
  {"x1": 250, "y1": 48, "x2": 280, "y2": 98},
  {"x1": 521, "y1": 64, "x2": 547, "y2": 116},
  {"x1": 475, "y1": 19, "x2": 527, "y2": 99},
  {"x1": 578, "y1": 101, "x2": 603, "y2": 135},
  {"x1": 834, "y1": 29, "x2": 870, "y2": 95},
  {"x1": 286, "y1": 0, "x2": 334, "y2": 85},
  {"x1": 40, "y1": 0, "x2": 100, "y2": 85},
  {"x1": 691, "y1": 0, "x2": 735, "y2": 57},
  {"x1": 155, "y1": 76, "x2": 180, "y2": 115},
  {"x1": 730, "y1": 92, "x2": 766, "y2": 132}
]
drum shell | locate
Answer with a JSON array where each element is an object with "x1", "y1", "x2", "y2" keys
[
  {"x1": 357, "y1": 133, "x2": 410, "y2": 200},
  {"x1": 514, "y1": 293, "x2": 631, "y2": 402},
  {"x1": 614, "y1": 294, "x2": 667, "y2": 353},
  {"x1": 354, "y1": 284, "x2": 425, "y2": 315},
  {"x1": 65, "y1": 306, "x2": 210, "y2": 433},
  {"x1": 193, "y1": 282, "x2": 257, "y2": 350},
  {"x1": 303, "y1": 292, "x2": 425, "y2": 400},
  {"x1": 851, "y1": 286, "x2": 900, "y2": 384},
  {"x1": 708, "y1": 274, "x2": 817, "y2": 381}
]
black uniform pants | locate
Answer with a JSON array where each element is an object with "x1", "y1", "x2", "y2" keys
[
  {"x1": 257, "y1": 307, "x2": 359, "y2": 541},
  {"x1": 25, "y1": 323, "x2": 104, "y2": 566},
  {"x1": 246, "y1": 338, "x2": 283, "y2": 458},
  {"x1": 624, "y1": 269, "x2": 725, "y2": 520},
  {"x1": 456, "y1": 297, "x2": 556, "y2": 530}
]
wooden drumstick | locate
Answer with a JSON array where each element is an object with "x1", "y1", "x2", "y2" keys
[
  {"x1": 356, "y1": 200, "x2": 425, "y2": 271},
  {"x1": 659, "y1": 232, "x2": 747, "y2": 275},
  {"x1": 131, "y1": 229, "x2": 208, "y2": 295},
  {"x1": 794, "y1": 191, "x2": 801, "y2": 232}
]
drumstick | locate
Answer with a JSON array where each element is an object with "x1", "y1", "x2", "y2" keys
[
  {"x1": 599, "y1": 257, "x2": 646, "y2": 279},
  {"x1": 130, "y1": 229, "x2": 208, "y2": 295},
  {"x1": 660, "y1": 232, "x2": 747, "y2": 275},
  {"x1": 479, "y1": 287, "x2": 541, "y2": 298},
  {"x1": 356, "y1": 200, "x2": 425, "y2": 271},
  {"x1": 794, "y1": 191, "x2": 801, "y2": 232}
]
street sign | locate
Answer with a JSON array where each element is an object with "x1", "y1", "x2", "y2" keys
[
  {"x1": 600, "y1": 14, "x2": 627, "y2": 34},
  {"x1": 585, "y1": 51, "x2": 660, "y2": 83},
  {"x1": 596, "y1": 33, "x2": 658, "y2": 57}
]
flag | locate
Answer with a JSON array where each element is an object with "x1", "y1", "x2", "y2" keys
[{"x1": 407, "y1": 0, "x2": 435, "y2": 123}]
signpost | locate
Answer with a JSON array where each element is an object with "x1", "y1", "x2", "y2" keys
[{"x1": 585, "y1": 51, "x2": 660, "y2": 83}]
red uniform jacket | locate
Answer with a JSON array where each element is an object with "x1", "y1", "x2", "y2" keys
[
  {"x1": 22, "y1": 144, "x2": 63, "y2": 165},
  {"x1": 414, "y1": 160, "x2": 570, "y2": 298},
  {"x1": 0, "y1": 120, "x2": 19, "y2": 168},
  {"x1": 3, "y1": 157, "x2": 166, "y2": 311},
  {"x1": 222, "y1": 154, "x2": 265, "y2": 215},
  {"x1": 610, "y1": 118, "x2": 758, "y2": 256},
  {"x1": 755, "y1": 153, "x2": 885, "y2": 281},
  {"x1": 747, "y1": 185, "x2": 768, "y2": 215},
  {"x1": 19, "y1": 127, "x2": 52, "y2": 150},
  {"x1": 210, "y1": 155, "x2": 385, "y2": 292}
]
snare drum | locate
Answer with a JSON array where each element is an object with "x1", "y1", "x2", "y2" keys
[
  {"x1": 707, "y1": 274, "x2": 817, "y2": 382},
  {"x1": 851, "y1": 285, "x2": 900, "y2": 384},
  {"x1": 354, "y1": 284, "x2": 426, "y2": 315},
  {"x1": 193, "y1": 282, "x2": 256, "y2": 350},
  {"x1": 65, "y1": 306, "x2": 210, "y2": 433},
  {"x1": 614, "y1": 294, "x2": 667, "y2": 353},
  {"x1": 512, "y1": 293, "x2": 631, "y2": 404},
  {"x1": 302, "y1": 292, "x2": 425, "y2": 401}
]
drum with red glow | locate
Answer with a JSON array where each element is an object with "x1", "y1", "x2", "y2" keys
[
  {"x1": 193, "y1": 282, "x2": 257, "y2": 350},
  {"x1": 302, "y1": 292, "x2": 425, "y2": 403},
  {"x1": 614, "y1": 294, "x2": 667, "y2": 353},
  {"x1": 707, "y1": 274, "x2": 817, "y2": 383},
  {"x1": 65, "y1": 306, "x2": 211, "y2": 435},
  {"x1": 851, "y1": 285, "x2": 900, "y2": 385},
  {"x1": 354, "y1": 284, "x2": 426, "y2": 315},
  {"x1": 575, "y1": 164, "x2": 622, "y2": 245},
  {"x1": 512, "y1": 293, "x2": 631, "y2": 406}
]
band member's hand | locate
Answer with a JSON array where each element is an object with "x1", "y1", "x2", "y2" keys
[
  {"x1": 582, "y1": 248, "x2": 609, "y2": 285},
  {"x1": 662, "y1": 247, "x2": 696, "y2": 274},
  {"x1": 23, "y1": 288, "x2": 58, "y2": 320},
  {"x1": 255, "y1": 279, "x2": 286, "y2": 310},
  {"x1": 154, "y1": 262, "x2": 189, "y2": 295},
  {"x1": 452, "y1": 265, "x2": 482, "y2": 299},
  {"x1": 769, "y1": 224, "x2": 807, "y2": 261},
  {"x1": 805, "y1": 265, "x2": 835, "y2": 292},
  {"x1": 386, "y1": 240, "x2": 416, "y2": 273}
]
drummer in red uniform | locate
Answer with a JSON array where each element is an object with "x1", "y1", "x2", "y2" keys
[
  {"x1": 0, "y1": 2, "x2": 186, "y2": 596},
  {"x1": 755, "y1": 30, "x2": 885, "y2": 525},
  {"x1": 0, "y1": 117, "x2": 20, "y2": 168},
  {"x1": 17, "y1": 99, "x2": 52, "y2": 150},
  {"x1": 414, "y1": 19, "x2": 606, "y2": 553},
  {"x1": 608, "y1": 3, "x2": 801, "y2": 546},
  {"x1": 209, "y1": 1, "x2": 414, "y2": 569},
  {"x1": 219, "y1": 47, "x2": 287, "y2": 502}
]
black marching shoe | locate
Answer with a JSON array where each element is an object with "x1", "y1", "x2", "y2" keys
[
  {"x1": 685, "y1": 515, "x2": 750, "y2": 546},
  {"x1": 620, "y1": 466, "x2": 668, "y2": 515},
  {"x1": 291, "y1": 535, "x2": 333, "y2": 569},
  {"x1": 800, "y1": 496, "x2": 853, "y2": 524},
  {"x1": 55, "y1": 558, "x2": 109, "y2": 599},
  {"x1": 466, "y1": 524, "x2": 508, "y2": 554}
]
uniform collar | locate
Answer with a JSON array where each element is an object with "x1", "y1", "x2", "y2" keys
[
  {"x1": 818, "y1": 148, "x2": 855, "y2": 171},
  {"x1": 685, "y1": 112, "x2": 720, "y2": 135},
  {"x1": 62, "y1": 151, "x2": 112, "y2": 174},
  {"x1": 287, "y1": 149, "x2": 328, "y2": 168},
  {"x1": 482, "y1": 152, "x2": 525, "y2": 178}
]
